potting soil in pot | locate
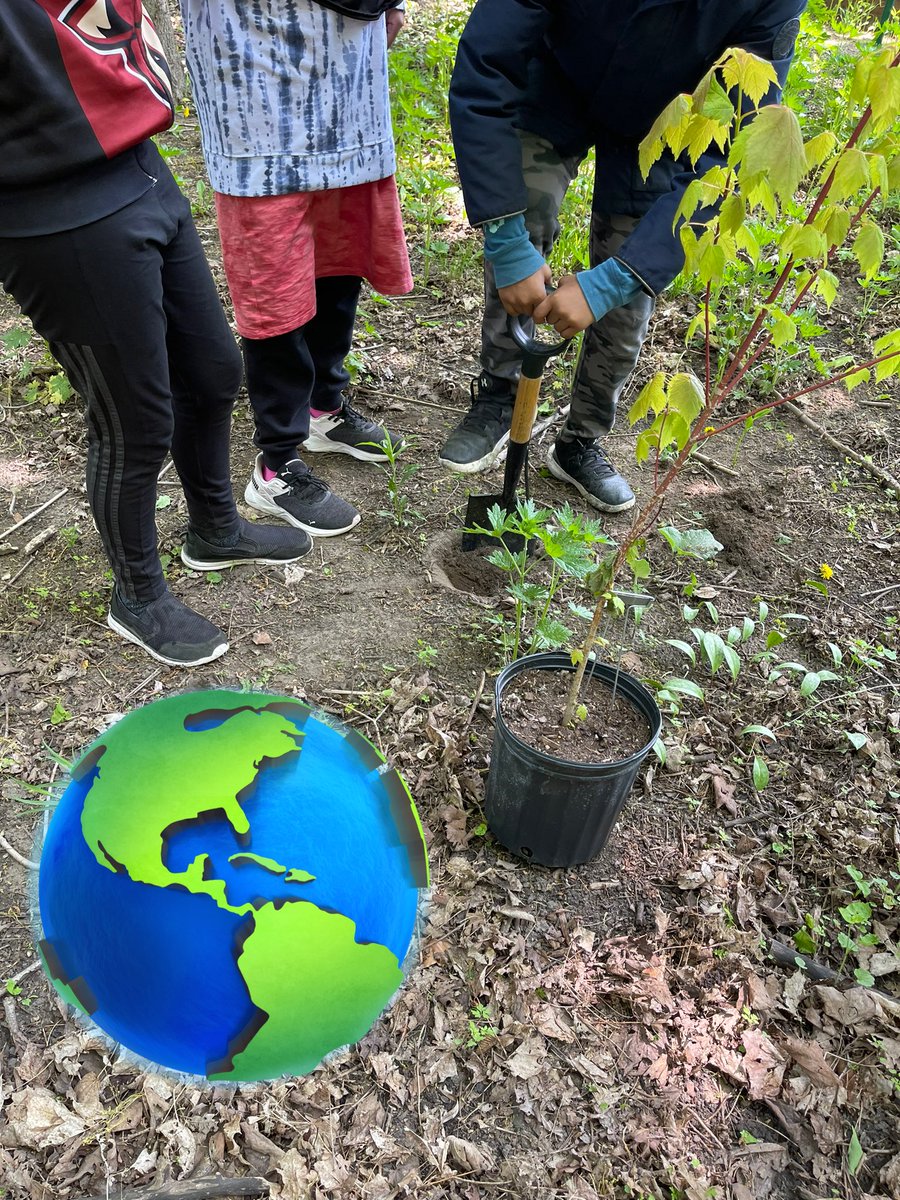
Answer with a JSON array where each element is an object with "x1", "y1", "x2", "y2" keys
[{"x1": 501, "y1": 668, "x2": 652, "y2": 764}]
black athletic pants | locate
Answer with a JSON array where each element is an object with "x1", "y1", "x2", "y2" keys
[
  {"x1": 0, "y1": 151, "x2": 243, "y2": 603},
  {"x1": 243, "y1": 274, "x2": 361, "y2": 471}
]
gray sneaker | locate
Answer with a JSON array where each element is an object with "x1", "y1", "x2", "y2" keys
[
  {"x1": 181, "y1": 517, "x2": 312, "y2": 571},
  {"x1": 107, "y1": 589, "x2": 228, "y2": 667},
  {"x1": 547, "y1": 438, "x2": 636, "y2": 513},
  {"x1": 305, "y1": 400, "x2": 402, "y2": 462},
  {"x1": 243, "y1": 454, "x2": 360, "y2": 536}
]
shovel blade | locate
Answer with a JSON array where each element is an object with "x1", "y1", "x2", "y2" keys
[{"x1": 462, "y1": 493, "x2": 527, "y2": 553}]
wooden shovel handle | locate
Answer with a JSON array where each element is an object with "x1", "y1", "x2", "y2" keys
[{"x1": 509, "y1": 373, "x2": 542, "y2": 446}]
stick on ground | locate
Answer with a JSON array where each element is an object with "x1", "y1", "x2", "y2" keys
[{"x1": 82, "y1": 1177, "x2": 270, "y2": 1200}]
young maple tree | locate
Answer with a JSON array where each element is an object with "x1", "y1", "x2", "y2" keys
[{"x1": 563, "y1": 39, "x2": 900, "y2": 726}]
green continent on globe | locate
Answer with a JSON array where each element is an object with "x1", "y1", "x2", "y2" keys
[
  {"x1": 208, "y1": 900, "x2": 404, "y2": 1081},
  {"x1": 78, "y1": 695, "x2": 307, "y2": 915},
  {"x1": 228, "y1": 852, "x2": 288, "y2": 875}
]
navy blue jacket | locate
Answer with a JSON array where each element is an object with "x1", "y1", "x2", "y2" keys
[{"x1": 450, "y1": 0, "x2": 808, "y2": 294}]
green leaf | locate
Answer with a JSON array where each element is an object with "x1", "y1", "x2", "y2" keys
[
  {"x1": 741, "y1": 724, "x2": 777, "y2": 742},
  {"x1": 660, "y1": 678, "x2": 705, "y2": 701},
  {"x1": 718, "y1": 193, "x2": 745, "y2": 236},
  {"x1": 723, "y1": 644, "x2": 741, "y2": 682},
  {"x1": 738, "y1": 105, "x2": 806, "y2": 202},
  {"x1": 629, "y1": 372, "x2": 666, "y2": 424},
  {"x1": 845, "y1": 367, "x2": 871, "y2": 391},
  {"x1": 721, "y1": 47, "x2": 779, "y2": 107},
  {"x1": 665, "y1": 639, "x2": 697, "y2": 665},
  {"x1": 700, "y1": 632, "x2": 726, "y2": 674},
  {"x1": 839, "y1": 901, "x2": 872, "y2": 926},
  {"x1": 799, "y1": 672, "x2": 821, "y2": 697},
  {"x1": 700, "y1": 75, "x2": 735, "y2": 126},
  {"x1": 752, "y1": 756, "x2": 770, "y2": 791},
  {"x1": 658, "y1": 525, "x2": 724, "y2": 560},
  {"x1": 698, "y1": 239, "x2": 727, "y2": 286},
  {"x1": 770, "y1": 310, "x2": 797, "y2": 349},
  {"x1": 793, "y1": 927, "x2": 817, "y2": 955},
  {"x1": 831, "y1": 147, "x2": 871, "y2": 202},
  {"x1": 639, "y1": 93, "x2": 691, "y2": 179},
  {"x1": 780, "y1": 223, "x2": 827, "y2": 263},
  {"x1": 804, "y1": 130, "x2": 838, "y2": 173},
  {"x1": 820, "y1": 206, "x2": 851, "y2": 252},
  {"x1": 853, "y1": 968, "x2": 876, "y2": 988},
  {"x1": 50, "y1": 700, "x2": 71, "y2": 726},
  {"x1": 868, "y1": 62, "x2": 900, "y2": 134},
  {"x1": 652, "y1": 739, "x2": 668, "y2": 766},
  {"x1": 849, "y1": 56, "x2": 874, "y2": 105},
  {"x1": 667, "y1": 373, "x2": 705, "y2": 423},
  {"x1": 741, "y1": 617, "x2": 756, "y2": 642},
  {"x1": 854, "y1": 220, "x2": 885, "y2": 280},
  {"x1": 155, "y1": 495, "x2": 172, "y2": 510},
  {"x1": 815, "y1": 269, "x2": 839, "y2": 307},
  {"x1": 846, "y1": 731, "x2": 869, "y2": 751}
]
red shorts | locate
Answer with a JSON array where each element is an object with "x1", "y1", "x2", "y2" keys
[{"x1": 215, "y1": 178, "x2": 413, "y2": 339}]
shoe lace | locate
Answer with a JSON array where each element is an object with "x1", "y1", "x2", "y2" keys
[
  {"x1": 569, "y1": 440, "x2": 616, "y2": 480},
  {"x1": 337, "y1": 401, "x2": 378, "y2": 432},
  {"x1": 281, "y1": 461, "x2": 330, "y2": 499}
]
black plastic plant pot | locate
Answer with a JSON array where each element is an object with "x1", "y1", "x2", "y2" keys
[{"x1": 484, "y1": 652, "x2": 662, "y2": 868}]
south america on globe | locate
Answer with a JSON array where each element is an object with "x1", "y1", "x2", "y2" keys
[{"x1": 36, "y1": 690, "x2": 429, "y2": 1081}]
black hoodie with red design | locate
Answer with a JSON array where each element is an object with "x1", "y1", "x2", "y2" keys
[{"x1": 0, "y1": 1, "x2": 176, "y2": 235}]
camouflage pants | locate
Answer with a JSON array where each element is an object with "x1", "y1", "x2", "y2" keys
[{"x1": 481, "y1": 130, "x2": 656, "y2": 439}]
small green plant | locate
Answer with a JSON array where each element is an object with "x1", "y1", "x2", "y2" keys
[
  {"x1": 369, "y1": 433, "x2": 422, "y2": 528},
  {"x1": 416, "y1": 640, "x2": 438, "y2": 667},
  {"x1": 467, "y1": 498, "x2": 609, "y2": 663},
  {"x1": 465, "y1": 1002, "x2": 498, "y2": 1047}
]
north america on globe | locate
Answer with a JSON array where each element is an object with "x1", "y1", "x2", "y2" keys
[{"x1": 37, "y1": 691, "x2": 429, "y2": 1081}]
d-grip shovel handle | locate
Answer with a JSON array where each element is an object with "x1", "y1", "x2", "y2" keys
[{"x1": 500, "y1": 307, "x2": 570, "y2": 508}]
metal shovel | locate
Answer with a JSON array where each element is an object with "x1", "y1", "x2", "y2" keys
[{"x1": 462, "y1": 312, "x2": 569, "y2": 552}]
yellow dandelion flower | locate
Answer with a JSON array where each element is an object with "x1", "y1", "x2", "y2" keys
[
  {"x1": 703, "y1": 425, "x2": 715, "y2": 435},
  {"x1": 820, "y1": 563, "x2": 833, "y2": 580}
]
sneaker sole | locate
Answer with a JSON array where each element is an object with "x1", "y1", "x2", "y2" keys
[
  {"x1": 244, "y1": 482, "x2": 361, "y2": 537},
  {"x1": 180, "y1": 544, "x2": 312, "y2": 571},
  {"x1": 438, "y1": 430, "x2": 511, "y2": 475},
  {"x1": 546, "y1": 448, "x2": 636, "y2": 514},
  {"x1": 107, "y1": 612, "x2": 229, "y2": 667},
  {"x1": 304, "y1": 430, "x2": 393, "y2": 462}
]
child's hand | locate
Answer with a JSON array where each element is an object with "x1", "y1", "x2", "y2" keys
[
  {"x1": 386, "y1": 7, "x2": 406, "y2": 46},
  {"x1": 533, "y1": 275, "x2": 595, "y2": 339},
  {"x1": 498, "y1": 264, "x2": 552, "y2": 316}
]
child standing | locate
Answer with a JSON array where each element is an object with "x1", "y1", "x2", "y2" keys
[{"x1": 180, "y1": 0, "x2": 413, "y2": 536}]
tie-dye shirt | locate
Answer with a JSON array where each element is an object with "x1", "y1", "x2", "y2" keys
[{"x1": 179, "y1": 0, "x2": 395, "y2": 196}]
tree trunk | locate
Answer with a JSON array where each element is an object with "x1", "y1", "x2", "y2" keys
[{"x1": 145, "y1": 0, "x2": 184, "y2": 99}]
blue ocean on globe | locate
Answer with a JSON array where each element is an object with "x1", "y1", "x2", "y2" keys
[{"x1": 37, "y1": 691, "x2": 429, "y2": 1080}]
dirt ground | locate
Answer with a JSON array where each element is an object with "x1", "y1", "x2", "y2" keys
[{"x1": 1, "y1": 40, "x2": 899, "y2": 1200}]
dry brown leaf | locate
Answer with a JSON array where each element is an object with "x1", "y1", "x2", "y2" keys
[
  {"x1": 4, "y1": 1087, "x2": 85, "y2": 1150},
  {"x1": 158, "y1": 1117, "x2": 199, "y2": 1175},
  {"x1": 445, "y1": 1135, "x2": 495, "y2": 1174},
  {"x1": 816, "y1": 985, "x2": 900, "y2": 1029},
  {"x1": 881, "y1": 1151, "x2": 900, "y2": 1196},
  {"x1": 252, "y1": 629, "x2": 273, "y2": 646},
  {"x1": 532, "y1": 1004, "x2": 576, "y2": 1043},
  {"x1": 277, "y1": 1147, "x2": 318, "y2": 1200},
  {"x1": 742, "y1": 1030, "x2": 787, "y2": 1099},
  {"x1": 507, "y1": 1037, "x2": 547, "y2": 1079},
  {"x1": 707, "y1": 767, "x2": 738, "y2": 816},
  {"x1": 439, "y1": 803, "x2": 470, "y2": 849},
  {"x1": 71, "y1": 1072, "x2": 104, "y2": 1122},
  {"x1": 779, "y1": 1036, "x2": 842, "y2": 1089}
]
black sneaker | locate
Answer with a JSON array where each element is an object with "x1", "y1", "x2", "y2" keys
[
  {"x1": 243, "y1": 454, "x2": 360, "y2": 536},
  {"x1": 181, "y1": 517, "x2": 312, "y2": 571},
  {"x1": 305, "y1": 399, "x2": 403, "y2": 462},
  {"x1": 438, "y1": 375, "x2": 514, "y2": 474},
  {"x1": 547, "y1": 437, "x2": 636, "y2": 513},
  {"x1": 107, "y1": 589, "x2": 228, "y2": 667}
]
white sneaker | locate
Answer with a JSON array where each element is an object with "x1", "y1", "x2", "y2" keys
[
  {"x1": 243, "y1": 455, "x2": 360, "y2": 536},
  {"x1": 305, "y1": 400, "x2": 403, "y2": 462}
]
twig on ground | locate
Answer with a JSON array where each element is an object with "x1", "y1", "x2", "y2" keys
[
  {"x1": 82, "y1": 1179, "x2": 270, "y2": 1200},
  {"x1": 0, "y1": 487, "x2": 67, "y2": 542},
  {"x1": 356, "y1": 384, "x2": 467, "y2": 414},
  {"x1": 0, "y1": 831, "x2": 39, "y2": 870},
  {"x1": 0, "y1": 542, "x2": 18, "y2": 556},
  {"x1": 784, "y1": 401, "x2": 900, "y2": 497},
  {"x1": 691, "y1": 450, "x2": 740, "y2": 478},
  {"x1": 23, "y1": 525, "x2": 56, "y2": 556},
  {"x1": 7, "y1": 959, "x2": 41, "y2": 985},
  {"x1": 768, "y1": 939, "x2": 897, "y2": 1000},
  {"x1": 460, "y1": 671, "x2": 487, "y2": 737}
]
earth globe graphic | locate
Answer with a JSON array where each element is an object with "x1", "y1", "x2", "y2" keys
[{"x1": 36, "y1": 690, "x2": 429, "y2": 1081}]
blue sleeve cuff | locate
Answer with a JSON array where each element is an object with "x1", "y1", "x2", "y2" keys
[
  {"x1": 483, "y1": 214, "x2": 546, "y2": 289},
  {"x1": 575, "y1": 258, "x2": 643, "y2": 321}
]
